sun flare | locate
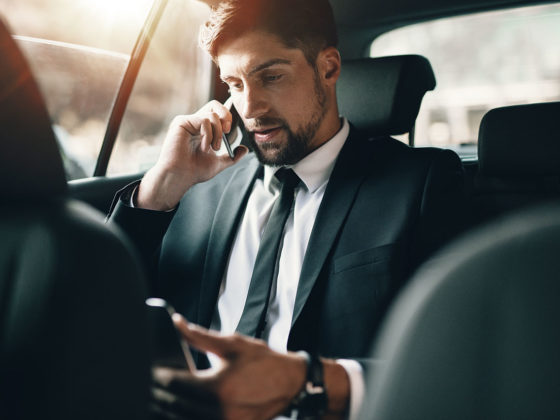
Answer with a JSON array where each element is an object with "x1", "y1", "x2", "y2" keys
[{"x1": 79, "y1": 0, "x2": 154, "y2": 24}]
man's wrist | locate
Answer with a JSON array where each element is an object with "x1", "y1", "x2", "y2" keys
[
  {"x1": 285, "y1": 351, "x2": 308, "y2": 400},
  {"x1": 136, "y1": 166, "x2": 193, "y2": 211},
  {"x1": 336, "y1": 359, "x2": 364, "y2": 420},
  {"x1": 322, "y1": 359, "x2": 351, "y2": 419},
  {"x1": 288, "y1": 351, "x2": 329, "y2": 419},
  {"x1": 286, "y1": 353, "x2": 351, "y2": 420}
]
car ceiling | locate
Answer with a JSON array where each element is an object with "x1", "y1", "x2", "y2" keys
[
  {"x1": 195, "y1": 0, "x2": 558, "y2": 57},
  {"x1": 330, "y1": 0, "x2": 559, "y2": 57}
]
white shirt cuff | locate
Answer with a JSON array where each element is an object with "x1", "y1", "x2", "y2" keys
[
  {"x1": 336, "y1": 359, "x2": 365, "y2": 420},
  {"x1": 129, "y1": 185, "x2": 138, "y2": 207},
  {"x1": 129, "y1": 184, "x2": 176, "y2": 212}
]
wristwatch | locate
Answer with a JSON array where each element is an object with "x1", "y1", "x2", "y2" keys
[{"x1": 288, "y1": 351, "x2": 328, "y2": 419}]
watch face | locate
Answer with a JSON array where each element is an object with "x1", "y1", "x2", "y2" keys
[{"x1": 306, "y1": 382, "x2": 326, "y2": 395}]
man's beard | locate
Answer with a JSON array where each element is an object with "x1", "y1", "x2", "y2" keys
[{"x1": 246, "y1": 71, "x2": 328, "y2": 167}]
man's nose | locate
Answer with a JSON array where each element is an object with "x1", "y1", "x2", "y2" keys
[{"x1": 240, "y1": 86, "x2": 269, "y2": 120}]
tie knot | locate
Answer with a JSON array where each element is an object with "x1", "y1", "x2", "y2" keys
[{"x1": 275, "y1": 168, "x2": 300, "y2": 191}]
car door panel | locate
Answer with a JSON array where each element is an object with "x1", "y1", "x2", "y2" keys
[{"x1": 68, "y1": 173, "x2": 143, "y2": 214}]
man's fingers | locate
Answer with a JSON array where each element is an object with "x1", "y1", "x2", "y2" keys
[
  {"x1": 206, "y1": 99, "x2": 233, "y2": 132},
  {"x1": 200, "y1": 100, "x2": 232, "y2": 134},
  {"x1": 195, "y1": 113, "x2": 228, "y2": 154},
  {"x1": 149, "y1": 399, "x2": 183, "y2": 420},
  {"x1": 151, "y1": 386, "x2": 222, "y2": 420},
  {"x1": 215, "y1": 145, "x2": 249, "y2": 170},
  {"x1": 207, "y1": 112, "x2": 223, "y2": 151},
  {"x1": 172, "y1": 314, "x2": 241, "y2": 358},
  {"x1": 172, "y1": 314, "x2": 228, "y2": 356},
  {"x1": 152, "y1": 367, "x2": 218, "y2": 403},
  {"x1": 172, "y1": 110, "x2": 242, "y2": 161},
  {"x1": 199, "y1": 118, "x2": 213, "y2": 153}
]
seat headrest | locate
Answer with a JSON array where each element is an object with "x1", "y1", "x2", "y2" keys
[
  {"x1": 0, "y1": 18, "x2": 66, "y2": 202},
  {"x1": 336, "y1": 55, "x2": 436, "y2": 135},
  {"x1": 478, "y1": 102, "x2": 560, "y2": 177}
]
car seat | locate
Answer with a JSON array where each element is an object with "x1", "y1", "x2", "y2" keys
[
  {"x1": 360, "y1": 201, "x2": 560, "y2": 419},
  {"x1": 0, "y1": 18, "x2": 151, "y2": 420},
  {"x1": 471, "y1": 101, "x2": 560, "y2": 227},
  {"x1": 336, "y1": 55, "x2": 436, "y2": 142}
]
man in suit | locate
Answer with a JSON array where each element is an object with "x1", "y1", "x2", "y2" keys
[{"x1": 110, "y1": 0, "x2": 464, "y2": 418}]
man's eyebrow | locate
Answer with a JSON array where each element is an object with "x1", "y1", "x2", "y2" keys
[
  {"x1": 248, "y1": 58, "x2": 292, "y2": 76},
  {"x1": 220, "y1": 58, "x2": 292, "y2": 82}
]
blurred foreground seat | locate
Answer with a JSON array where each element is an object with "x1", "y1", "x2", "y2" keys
[
  {"x1": 361, "y1": 201, "x2": 560, "y2": 420},
  {"x1": 0, "y1": 17, "x2": 150, "y2": 420}
]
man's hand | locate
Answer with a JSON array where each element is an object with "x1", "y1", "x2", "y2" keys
[
  {"x1": 152, "y1": 316, "x2": 308, "y2": 420},
  {"x1": 137, "y1": 100, "x2": 249, "y2": 211}
]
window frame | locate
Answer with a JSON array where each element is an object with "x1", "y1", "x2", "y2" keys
[
  {"x1": 366, "y1": 3, "x2": 560, "y2": 154},
  {"x1": 93, "y1": 0, "x2": 169, "y2": 177}
]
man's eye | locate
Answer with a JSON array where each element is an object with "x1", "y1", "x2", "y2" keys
[
  {"x1": 227, "y1": 81, "x2": 243, "y2": 91},
  {"x1": 263, "y1": 74, "x2": 283, "y2": 83}
]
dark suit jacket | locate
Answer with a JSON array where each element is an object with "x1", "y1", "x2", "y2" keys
[{"x1": 110, "y1": 126, "x2": 465, "y2": 363}]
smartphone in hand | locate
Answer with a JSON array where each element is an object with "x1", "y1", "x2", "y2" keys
[
  {"x1": 146, "y1": 298, "x2": 196, "y2": 371},
  {"x1": 222, "y1": 97, "x2": 242, "y2": 159}
]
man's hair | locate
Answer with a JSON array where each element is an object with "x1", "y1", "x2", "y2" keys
[{"x1": 199, "y1": 0, "x2": 338, "y2": 65}]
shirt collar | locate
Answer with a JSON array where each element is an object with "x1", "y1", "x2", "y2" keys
[{"x1": 263, "y1": 117, "x2": 350, "y2": 194}]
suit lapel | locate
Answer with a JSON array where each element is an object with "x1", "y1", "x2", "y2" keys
[
  {"x1": 291, "y1": 128, "x2": 373, "y2": 327},
  {"x1": 197, "y1": 158, "x2": 261, "y2": 327}
]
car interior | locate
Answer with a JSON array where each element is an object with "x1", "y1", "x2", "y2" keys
[{"x1": 1, "y1": 0, "x2": 559, "y2": 418}]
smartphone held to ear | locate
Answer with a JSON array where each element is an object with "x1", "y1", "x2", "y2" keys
[
  {"x1": 146, "y1": 298, "x2": 196, "y2": 371},
  {"x1": 222, "y1": 97, "x2": 241, "y2": 159}
]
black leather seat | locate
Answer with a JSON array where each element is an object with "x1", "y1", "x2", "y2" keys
[
  {"x1": 471, "y1": 101, "x2": 560, "y2": 227},
  {"x1": 336, "y1": 55, "x2": 436, "y2": 138},
  {"x1": 360, "y1": 201, "x2": 560, "y2": 419},
  {"x1": 0, "y1": 18, "x2": 151, "y2": 419}
]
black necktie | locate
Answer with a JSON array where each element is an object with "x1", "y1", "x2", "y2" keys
[{"x1": 236, "y1": 168, "x2": 300, "y2": 338}]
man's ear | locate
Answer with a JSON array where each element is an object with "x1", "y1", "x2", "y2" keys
[{"x1": 318, "y1": 47, "x2": 341, "y2": 86}]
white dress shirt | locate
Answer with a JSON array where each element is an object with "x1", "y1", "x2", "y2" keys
[{"x1": 209, "y1": 118, "x2": 364, "y2": 420}]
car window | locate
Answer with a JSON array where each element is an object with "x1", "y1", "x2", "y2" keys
[
  {"x1": 107, "y1": 0, "x2": 212, "y2": 176},
  {"x1": 0, "y1": 0, "x2": 153, "y2": 180},
  {"x1": 370, "y1": 4, "x2": 560, "y2": 159}
]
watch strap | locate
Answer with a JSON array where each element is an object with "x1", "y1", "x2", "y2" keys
[{"x1": 288, "y1": 351, "x2": 328, "y2": 419}]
